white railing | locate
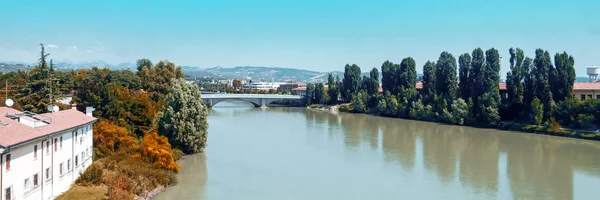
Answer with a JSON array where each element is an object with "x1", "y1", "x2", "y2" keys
[{"x1": 202, "y1": 94, "x2": 302, "y2": 99}]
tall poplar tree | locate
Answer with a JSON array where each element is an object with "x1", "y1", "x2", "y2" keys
[
  {"x1": 422, "y1": 61, "x2": 436, "y2": 105},
  {"x1": 434, "y1": 52, "x2": 458, "y2": 111},
  {"x1": 532, "y1": 49, "x2": 554, "y2": 121},
  {"x1": 552, "y1": 52, "x2": 576, "y2": 102},
  {"x1": 458, "y1": 53, "x2": 472, "y2": 101}
]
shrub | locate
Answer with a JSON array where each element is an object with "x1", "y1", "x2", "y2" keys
[
  {"x1": 172, "y1": 149, "x2": 184, "y2": 161},
  {"x1": 142, "y1": 131, "x2": 180, "y2": 172},
  {"x1": 531, "y1": 97, "x2": 544, "y2": 126},
  {"x1": 76, "y1": 162, "x2": 104, "y2": 186},
  {"x1": 577, "y1": 114, "x2": 595, "y2": 129}
]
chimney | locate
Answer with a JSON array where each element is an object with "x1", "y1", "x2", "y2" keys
[
  {"x1": 71, "y1": 104, "x2": 77, "y2": 110},
  {"x1": 85, "y1": 106, "x2": 94, "y2": 117}
]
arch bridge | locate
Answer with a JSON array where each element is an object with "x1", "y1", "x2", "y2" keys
[{"x1": 202, "y1": 94, "x2": 304, "y2": 107}]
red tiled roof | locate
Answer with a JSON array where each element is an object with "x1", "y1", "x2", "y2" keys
[
  {"x1": 292, "y1": 87, "x2": 306, "y2": 91},
  {"x1": 0, "y1": 107, "x2": 97, "y2": 148},
  {"x1": 574, "y1": 82, "x2": 600, "y2": 90}
]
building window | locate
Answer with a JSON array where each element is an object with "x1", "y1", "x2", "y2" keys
[
  {"x1": 597, "y1": 95, "x2": 600, "y2": 99},
  {"x1": 581, "y1": 94, "x2": 586, "y2": 101},
  {"x1": 60, "y1": 137, "x2": 63, "y2": 148},
  {"x1": 588, "y1": 95, "x2": 593, "y2": 99},
  {"x1": 33, "y1": 173, "x2": 39, "y2": 188},
  {"x1": 82, "y1": 152, "x2": 85, "y2": 161},
  {"x1": 24, "y1": 178, "x2": 30, "y2": 193},
  {"x1": 5, "y1": 154, "x2": 10, "y2": 170},
  {"x1": 75, "y1": 132, "x2": 78, "y2": 142},
  {"x1": 46, "y1": 141, "x2": 49, "y2": 153},
  {"x1": 67, "y1": 159, "x2": 71, "y2": 171},
  {"x1": 5, "y1": 186, "x2": 12, "y2": 200},
  {"x1": 46, "y1": 167, "x2": 51, "y2": 180},
  {"x1": 86, "y1": 148, "x2": 90, "y2": 158},
  {"x1": 34, "y1": 145, "x2": 38, "y2": 158},
  {"x1": 59, "y1": 163, "x2": 63, "y2": 175},
  {"x1": 54, "y1": 138, "x2": 57, "y2": 151},
  {"x1": 75, "y1": 156, "x2": 78, "y2": 167}
]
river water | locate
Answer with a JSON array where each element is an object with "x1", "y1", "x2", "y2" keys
[{"x1": 155, "y1": 103, "x2": 600, "y2": 200}]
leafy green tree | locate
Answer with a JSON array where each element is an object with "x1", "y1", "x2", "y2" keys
[
  {"x1": 522, "y1": 57, "x2": 534, "y2": 118},
  {"x1": 533, "y1": 49, "x2": 554, "y2": 121},
  {"x1": 327, "y1": 74, "x2": 338, "y2": 105},
  {"x1": 381, "y1": 60, "x2": 398, "y2": 94},
  {"x1": 368, "y1": 68, "x2": 380, "y2": 96},
  {"x1": 19, "y1": 44, "x2": 63, "y2": 113},
  {"x1": 458, "y1": 53, "x2": 472, "y2": 100},
  {"x1": 468, "y1": 48, "x2": 485, "y2": 122},
  {"x1": 421, "y1": 61, "x2": 436, "y2": 105},
  {"x1": 351, "y1": 90, "x2": 368, "y2": 113},
  {"x1": 484, "y1": 48, "x2": 501, "y2": 109},
  {"x1": 450, "y1": 98, "x2": 469, "y2": 125},
  {"x1": 505, "y1": 48, "x2": 525, "y2": 120},
  {"x1": 342, "y1": 64, "x2": 362, "y2": 102},
  {"x1": 434, "y1": 52, "x2": 458, "y2": 112},
  {"x1": 314, "y1": 83, "x2": 327, "y2": 104},
  {"x1": 382, "y1": 91, "x2": 398, "y2": 116},
  {"x1": 531, "y1": 97, "x2": 543, "y2": 126},
  {"x1": 305, "y1": 83, "x2": 315, "y2": 105},
  {"x1": 552, "y1": 52, "x2": 576, "y2": 102},
  {"x1": 158, "y1": 78, "x2": 209, "y2": 154}
]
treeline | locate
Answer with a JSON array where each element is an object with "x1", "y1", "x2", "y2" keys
[
  {"x1": 306, "y1": 47, "x2": 599, "y2": 130},
  {"x1": 0, "y1": 44, "x2": 208, "y2": 199}
]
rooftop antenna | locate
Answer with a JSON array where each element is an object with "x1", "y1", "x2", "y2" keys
[{"x1": 2, "y1": 80, "x2": 14, "y2": 107}]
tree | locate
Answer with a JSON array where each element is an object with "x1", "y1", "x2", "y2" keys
[
  {"x1": 232, "y1": 79, "x2": 242, "y2": 89},
  {"x1": 531, "y1": 97, "x2": 543, "y2": 126},
  {"x1": 19, "y1": 44, "x2": 63, "y2": 113},
  {"x1": 552, "y1": 52, "x2": 576, "y2": 102},
  {"x1": 351, "y1": 90, "x2": 368, "y2": 113},
  {"x1": 399, "y1": 57, "x2": 417, "y2": 95},
  {"x1": 505, "y1": 48, "x2": 525, "y2": 120},
  {"x1": 142, "y1": 131, "x2": 180, "y2": 172},
  {"x1": 522, "y1": 57, "x2": 534, "y2": 118},
  {"x1": 422, "y1": 61, "x2": 436, "y2": 105},
  {"x1": 314, "y1": 83, "x2": 327, "y2": 104},
  {"x1": 342, "y1": 64, "x2": 362, "y2": 102},
  {"x1": 458, "y1": 53, "x2": 472, "y2": 100},
  {"x1": 468, "y1": 48, "x2": 485, "y2": 122},
  {"x1": 381, "y1": 60, "x2": 397, "y2": 94},
  {"x1": 305, "y1": 83, "x2": 315, "y2": 105},
  {"x1": 93, "y1": 120, "x2": 140, "y2": 159},
  {"x1": 327, "y1": 74, "x2": 338, "y2": 105},
  {"x1": 484, "y1": 48, "x2": 501, "y2": 110},
  {"x1": 367, "y1": 68, "x2": 379, "y2": 96},
  {"x1": 136, "y1": 58, "x2": 153, "y2": 71},
  {"x1": 450, "y1": 98, "x2": 469, "y2": 125},
  {"x1": 533, "y1": 49, "x2": 554, "y2": 121},
  {"x1": 434, "y1": 52, "x2": 458, "y2": 112},
  {"x1": 158, "y1": 78, "x2": 209, "y2": 154}
]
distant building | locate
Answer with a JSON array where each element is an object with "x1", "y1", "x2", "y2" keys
[
  {"x1": 279, "y1": 82, "x2": 307, "y2": 92},
  {"x1": 0, "y1": 106, "x2": 97, "y2": 200},
  {"x1": 243, "y1": 81, "x2": 282, "y2": 91},
  {"x1": 292, "y1": 87, "x2": 307, "y2": 96}
]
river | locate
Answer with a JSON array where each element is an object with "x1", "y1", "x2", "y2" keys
[{"x1": 155, "y1": 102, "x2": 600, "y2": 200}]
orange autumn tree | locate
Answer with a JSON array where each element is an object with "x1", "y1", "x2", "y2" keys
[
  {"x1": 142, "y1": 131, "x2": 180, "y2": 172},
  {"x1": 93, "y1": 120, "x2": 140, "y2": 158}
]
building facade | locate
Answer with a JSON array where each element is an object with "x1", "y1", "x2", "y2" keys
[
  {"x1": 0, "y1": 107, "x2": 97, "y2": 200},
  {"x1": 279, "y1": 82, "x2": 307, "y2": 92}
]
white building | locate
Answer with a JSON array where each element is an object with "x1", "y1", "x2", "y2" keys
[
  {"x1": 243, "y1": 81, "x2": 283, "y2": 90},
  {"x1": 0, "y1": 106, "x2": 97, "y2": 200}
]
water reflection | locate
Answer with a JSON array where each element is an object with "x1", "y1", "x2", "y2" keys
[
  {"x1": 327, "y1": 111, "x2": 600, "y2": 200},
  {"x1": 160, "y1": 107, "x2": 600, "y2": 200},
  {"x1": 155, "y1": 153, "x2": 208, "y2": 199}
]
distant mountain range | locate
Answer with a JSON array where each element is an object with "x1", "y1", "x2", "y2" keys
[{"x1": 2, "y1": 60, "x2": 594, "y2": 83}]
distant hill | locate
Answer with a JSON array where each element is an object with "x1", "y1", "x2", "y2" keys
[{"x1": 1, "y1": 61, "x2": 423, "y2": 83}]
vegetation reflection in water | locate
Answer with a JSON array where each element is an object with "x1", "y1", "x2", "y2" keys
[{"x1": 156, "y1": 104, "x2": 600, "y2": 200}]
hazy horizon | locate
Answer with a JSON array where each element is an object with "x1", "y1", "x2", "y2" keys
[{"x1": 1, "y1": 0, "x2": 598, "y2": 77}]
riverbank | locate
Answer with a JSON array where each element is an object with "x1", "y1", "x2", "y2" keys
[{"x1": 307, "y1": 103, "x2": 600, "y2": 142}]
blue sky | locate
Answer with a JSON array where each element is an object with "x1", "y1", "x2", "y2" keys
[{"x1": 0, "y1": 0, "x2": 598, "y2": 77}]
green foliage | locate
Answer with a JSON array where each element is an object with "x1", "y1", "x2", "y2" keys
[
  {"x1": 450, "y1": 98, "x2": 469, "y2": 125},
  {"x1": 505, "y1": 48, "x2": 525, "y2": 120},
  {"x1": 342, "y1": 64, "x2": 362, "y2": 102},
  {"x1": 381, "y1": 60, "x2": 399, "y2": 94},
  {"x1": 327, "y1": 74, "x2": 339, "y2": 105},
  {"x1": 158, "y1": 78, "x2": 209, "y2": 154},
  {"x1": 434, "y1": 52, "x2": 458, "y2": 111},
  {"x1": 422, "y1": 61, "x2": 436, "y2": 105},
  {"x1": 533, "y1": 49, "x2": 555, "y2": 121},
  {"x1": 305, "y1": 83, "x2": 315, "y2": 105},
  {"x1": 531, "y1": 97, "x2": 544, "y2": 126},
  {"x1": 552, "y1": 52, "x2": 576, "y2": 102},
  {"x1": 76, "y1": 162, "x2": 104, "y2": 186},
  {"x1": 313, "y1": 83, "x2": 327, "y2": 104},
  {"x1": 458, "y1": 53, "x2": 472, "y2": 100},
  {"x1": 468, "y1": 48, "x2": 485, "y2": 117},
  {"x1": 351, "y1": 90, "x2": 368, "y2": 113}
]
